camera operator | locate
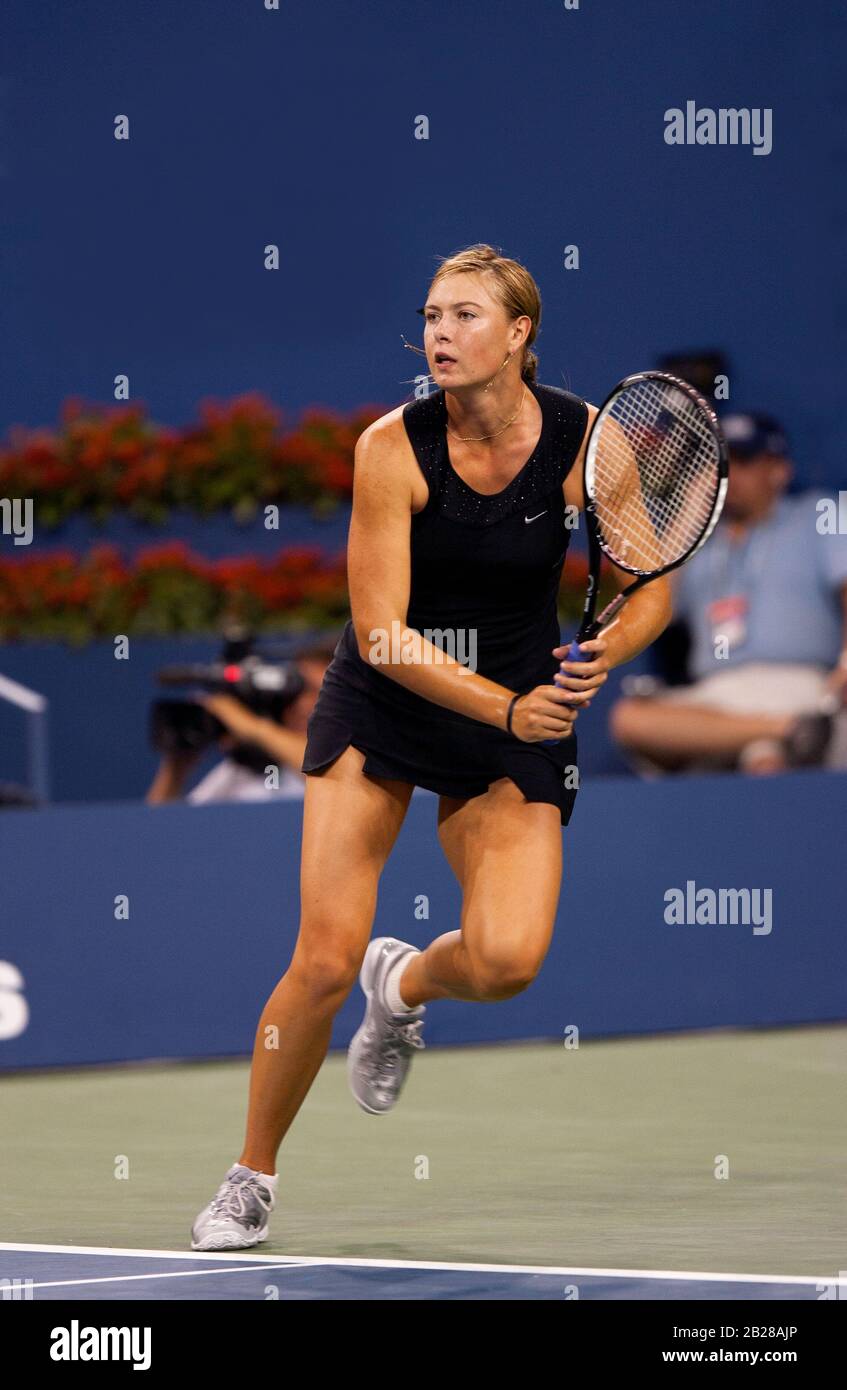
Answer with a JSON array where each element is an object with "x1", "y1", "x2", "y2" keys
[{"x1": 146, "y1": 639, "x2": 336, "y2": 805}]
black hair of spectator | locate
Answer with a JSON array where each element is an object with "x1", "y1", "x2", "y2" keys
[{"x1": 657, "y1": 349, "x2": 730, "y2": 401}]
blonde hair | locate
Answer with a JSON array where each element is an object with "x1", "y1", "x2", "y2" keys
[{"x1": 427, "y1": 243, "x2": 542, "y2": 384}]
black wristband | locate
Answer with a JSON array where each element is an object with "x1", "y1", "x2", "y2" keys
[{"x1": 505, "y1": 693, "x2": 520, "y2": 734}]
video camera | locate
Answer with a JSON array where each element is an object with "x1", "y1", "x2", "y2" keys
[{"x1": 149, "y1": 629, "x2": 306, "y2": 773}]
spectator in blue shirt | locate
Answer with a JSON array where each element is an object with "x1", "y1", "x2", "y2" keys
[{"x1": 610, "y1": 413, "x2": 847, "y2": 774}]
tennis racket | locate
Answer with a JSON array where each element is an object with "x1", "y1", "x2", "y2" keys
[{"x1": 545, "y1": 370, "x2": 728, "y2": 742}]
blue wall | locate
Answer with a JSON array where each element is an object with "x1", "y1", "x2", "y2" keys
[
  {"x1": 1, "y1": 771, "x2": 845, "y2": 1070},
  {"x1": 3, "y1": 0, "x2": 845, "y2": 488}
]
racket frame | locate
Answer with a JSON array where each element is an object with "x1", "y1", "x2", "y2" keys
[{"x1": 575, "y1": 370, "x2": 729, "y2": 643}]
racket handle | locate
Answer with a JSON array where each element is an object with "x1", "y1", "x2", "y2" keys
[{"x1": 542, "y1": 640, "x2": 587, "y2": 746}]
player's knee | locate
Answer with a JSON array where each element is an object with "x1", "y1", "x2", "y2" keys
[
  {"x1": 467, "y1": 949, "x2": 540, "y2": 1001},
  {"x1": 290, "y1": 940, "x2": 361, "y2": 1003}
]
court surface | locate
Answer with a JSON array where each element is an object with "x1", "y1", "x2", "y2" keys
[{"x1": 2, "y1": 1025, "x2": 845, "y2": 1300}]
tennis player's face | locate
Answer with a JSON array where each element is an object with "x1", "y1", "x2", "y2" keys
[{"x1": 422, "y1": 274, "x2": 513, "y2": 388}]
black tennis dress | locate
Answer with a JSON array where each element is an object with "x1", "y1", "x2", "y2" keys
[{"x1": 301, "y1": 379, "x2": 589, "y2": 825}]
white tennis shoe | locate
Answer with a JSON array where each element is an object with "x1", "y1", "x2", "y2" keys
[
  {"x1": 190, "y1": 1162, "x2": 277, "y2": 1251},
  {"x1": 347, "y1": 937, "x2": 426, "y2": 1114}
]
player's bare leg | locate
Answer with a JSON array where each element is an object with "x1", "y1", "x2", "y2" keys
[
  {"x1": 237, "y1": 745, "x2": 414, "y2": 1174},
  {"x1": 397, "y1": 777, "x2": 562, "y2": 1006}
]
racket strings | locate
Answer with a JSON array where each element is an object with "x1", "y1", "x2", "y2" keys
[{"x1": 591, "y1": 379, "x2": 720, "y2": 572}]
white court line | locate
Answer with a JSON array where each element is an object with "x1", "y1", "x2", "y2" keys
[
  {"x1": 0, "y1": 1242, "x2": 843, "y2": 1287},
  {"x1": 20, "y1": 1264, "x2": 314, "y2": 1292}
]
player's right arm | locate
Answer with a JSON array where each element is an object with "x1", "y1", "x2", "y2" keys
[{"x1": 347, "y1": 417, "x2": 577, "y2": 741}]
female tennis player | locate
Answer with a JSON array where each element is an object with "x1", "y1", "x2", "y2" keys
[{"x1": 191, "y1": 244, "x2": 672, "y2": 1250}]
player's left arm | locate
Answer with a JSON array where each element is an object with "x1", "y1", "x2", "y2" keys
[{"x1": 556, "y1": 401, "x2": 672, "y2": 707}]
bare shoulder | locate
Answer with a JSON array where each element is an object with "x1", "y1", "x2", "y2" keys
[
  {"x1": 581, "y1": 400, "x2": 599, "y2": 440},
  {"x1": 354, "y1": 403, "x2": 426, "y2": 510},
  {"x1": 356, "y1": 403, "x2": 409, "y2": 458},
  {"x1": 563, "y1": 400, "x2": 599, "y2": 509}
]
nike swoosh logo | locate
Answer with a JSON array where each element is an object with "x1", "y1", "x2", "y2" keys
[{"x1": 524, "y1": 510, "x2": 547, "y2": 523}]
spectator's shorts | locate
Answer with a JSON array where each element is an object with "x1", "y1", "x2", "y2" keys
[
  {"x1": 662, "y1": 662, "x2": 847, "y2": 769},
  {"x1": 663, "y1": 663, "x2": 829, "y2": 717}
]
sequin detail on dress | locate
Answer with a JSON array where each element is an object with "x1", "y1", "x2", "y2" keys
[{"x1": 402, "y1": 380, "x2": 588, "y2": 526}]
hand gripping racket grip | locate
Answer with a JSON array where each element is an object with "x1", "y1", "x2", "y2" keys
[{"x1": 542, "y1": 639, "x2": 586, "y2": 746}]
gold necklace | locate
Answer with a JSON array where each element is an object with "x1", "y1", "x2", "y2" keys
[{"x1": 445, "y1": 383, "x2": 527, "y2": 442}]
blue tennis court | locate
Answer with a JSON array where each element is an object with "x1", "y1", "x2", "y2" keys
[{"x1": 1, "y1": 1244, "x2": 842, "y2": 1301}]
